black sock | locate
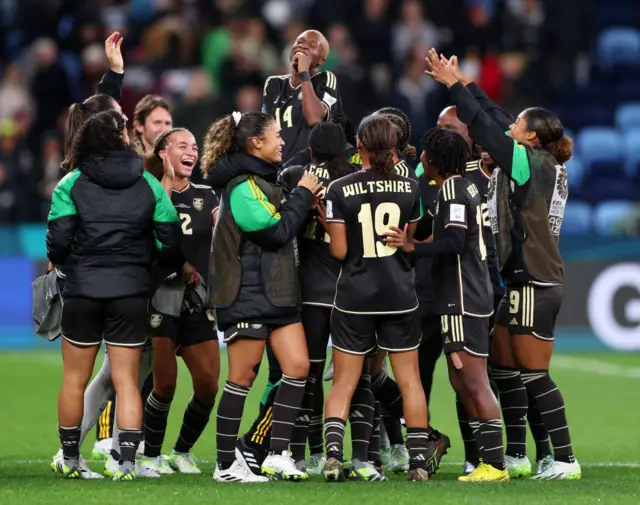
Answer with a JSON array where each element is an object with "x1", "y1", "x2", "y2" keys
[
  {"x1": 119, "y1": 429, "x2": 142, "y2": 465},
  {"x1": 528, "y1": 395, "x2": 552, "y2": 461},
  {"x1": 521, "y1": 370, "x2": 575, "y2": 464},
  {"x1": 143, "y1": 392, "x2": 172, "y2": 458},
  {"x1": 456, "y1": 397, "x2": 479, "y2": 465},
  {"x1": 58, "y1": 425, "x2": 81, "y2": 466},
  {"x1": 491, "y1": 366, "x2": 528, "y2": 459},
  {"x1": 368, "y1": 401, "x2": 382, "y2": 465},
  {"x1": 469, "y1": 418, "x2": 481, "y2": 456},
  {"x1": 174, "y1": 395, "x2": 214, "y2": 454},
  {"x1": 478, "y1": 419, "x2": 506, "y2": 470},
  {"x1": 290, "y1": 376, "x2": 315, "y2": 462},
  {"x1": 371, "y1": 371, "x2": 404, "y2": 419},
  {"x1": 269, "y1": 375, "x2": 306, "y2": 454},
  {"x1": 217, "y1": 381, "x2": 250, "y2": 468},
  {"x1": 382, "y1": 414, "x2": 405, "y2": 445},
  {"x1": 307, "y1": 377, "x2": 324, "y2": 455},
  {"x1": 406, "y1": 427, "x2": 430, "y2": 469},
  {"x1": 324, "y1": 417, "x2": 346, "y2": 461},
  {"x1": 96, "y1": 395, "x2": 115, "y2": 441},
  {"x1": 349, "y1": 374, "x2": 374, "y2": 461},
  {"x1": 243, "y1": 383, "x2": 278, "y2": 452}
]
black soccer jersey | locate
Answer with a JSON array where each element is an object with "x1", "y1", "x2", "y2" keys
[
  {"x1": 394, "y1": 158, "x2": 418, "y2": 181},
  {"x1": 429, "y1": 175, "x2": 492, "y2": 317},
  {"x1": 325, "y1": 170, "x2": 421, "y2": 314},
  {"x1": 262, "y1": 71, "x2": 343, "y2": 162},
  {"x1": 278, "y1": 162, "x2": 341, "y2": 306},
  {"x1": 171, "y1": 183, "x2": 219, "y2": 280},
  {"x1": 414, "y1": 177, "x2": 439, "y2": 308},
  {"x1": 465, "y1": 159, "x2": 502, "y2": 295}
]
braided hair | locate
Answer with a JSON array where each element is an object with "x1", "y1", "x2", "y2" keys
[
  {"x1": 309, "y1": 122, "x2": 353, "y2": 181},
  {"x1": 357, "y1": 116, "x2": 396, "y2": 178},
  {"x1": 375, "y1": 107, "x2": 416, "y2": 159},
  {"x1": 420, "y1": 127, "x2": 470, "y2": 178},
  {"x1": 143, "y1": 127, "x2": 191, "y2": 180}
]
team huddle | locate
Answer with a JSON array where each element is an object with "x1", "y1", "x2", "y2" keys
[{"x1": 47, "y1": 32, "x2": 581, "y2": 484}]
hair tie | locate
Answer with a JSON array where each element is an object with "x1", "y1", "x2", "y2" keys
[{"x1": 232, "y1": 111, "x2": 241, "y2": 126}]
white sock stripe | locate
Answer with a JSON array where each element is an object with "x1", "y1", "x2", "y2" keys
[
  {"x1": 541, "y1": 406, "x2": 565, "y2": 415},
  {"x1": 535, "y1": 387, "x2": 559, "y2": 399},
  {"x1": 273, "y1": 402, "x2": 301, "y2": 409},
  {"x1": 500, "y1": 387, "x2": 527, "y2": 394},
  {"x1": 217, "y1": 415, "x2": 242, "y2": 421}
]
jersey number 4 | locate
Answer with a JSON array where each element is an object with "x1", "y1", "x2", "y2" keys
[
  {"x1": 275, "y1": 106, "x2": 293, "y2": 129},
  {"x1": 358, "y1": 202, "x2": 401, "y2": 258}
]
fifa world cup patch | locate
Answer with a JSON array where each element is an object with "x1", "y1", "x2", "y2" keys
[
  {"x1": 326, "y1": 200, "x2": 333, "y2": 219},
  {"x1": 450, "y1": 203, "x2": 466, "y2": 223},
  {"x1": 322, "y1": 92, "x2": 337, "y2": 107}
]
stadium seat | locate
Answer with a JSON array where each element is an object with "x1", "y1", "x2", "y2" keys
[
  {"x1": 593, "y1": 201, "x2": 635, "y2": 235},
  {"x1": 582, "y1": 176, "x2": 637, "y2": 203},
  {"x1": 616, "y1": 102, "x2": 640, "y2": 130},
  {"x1": 598, "y1": 27, "x2": 640, "y2": 67},
  {"x1": 566, "y1": 156, "x2": 584, "y2": 189},
  {"x1": 562, "y1": 201, "x2": 592, "y2": 235},
  {"x1": 576, "y1": 127, "x2": 623, "y2": 172},
  {"x1": 623, "y1": 128, "x2": 640, "y2": 178}
]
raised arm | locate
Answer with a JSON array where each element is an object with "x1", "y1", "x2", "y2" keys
[{"x1": 96, "y1": 32, "x2": 125, "y2": 101}]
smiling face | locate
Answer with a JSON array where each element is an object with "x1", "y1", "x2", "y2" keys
[
  {"x1": 437, "y1": 107, "x2": 471, "y2": 149},
  {"x1": 138, "y1": 106, "x2": 173, "y2": 150},
  {"x1": 160, "y1": 130, "x2": 198, "y2": 179},
  {"x1": 250, "y1": 120, "x2": 284, "y2": 164},
  {"x1": 509, "y1": 110, "x2": 537, "y2": 146},
  {"x1": 290, "y1": 30, "x2": 328, "y2": 70}
]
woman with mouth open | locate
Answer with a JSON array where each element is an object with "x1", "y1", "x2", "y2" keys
[{"x1": 139, "y1": 128, "x2": 221, "y2": 476}]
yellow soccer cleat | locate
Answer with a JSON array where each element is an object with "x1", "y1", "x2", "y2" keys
[{"x1": 458, "y1": 462, "x2": 510, "y2": 482}]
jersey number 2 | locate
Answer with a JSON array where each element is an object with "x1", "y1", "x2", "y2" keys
[
  {"x1": 358, "y1": 202, "x2": 401, "y2": 258},
  {"x1": 275, "y1": 106, "x2": 293, "y2": 129},
  {"x1": 179, "y1": 213, "x2": 193, "y2": 235}
]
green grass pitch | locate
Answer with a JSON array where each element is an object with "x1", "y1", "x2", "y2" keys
[{"x1": 0, "y1": 350, "x2": 639, "y2": 504}]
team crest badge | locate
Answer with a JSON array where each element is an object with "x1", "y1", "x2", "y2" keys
[
  {"x1": 150, "y1": 314, "x2": 163, "y2": 328},
  {"x1": 193, "y1": 198, "x2": 204, "y2": 211}
]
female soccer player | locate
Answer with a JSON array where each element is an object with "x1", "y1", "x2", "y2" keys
[
  {"x1": 202, "y1": 111, "x2": 322, "y2": 483},
  {"x1": 138, "y1": 128, "x2": 220, "y2": 475},
  {"x1": 48, "y1": 110, "x2": 184, "y2": 481},
  {"x1": 425, "y1": 49, "x2": 580, "y2": 480},
  {"x1": 402, "y1": 127, "x2": 509, "y2": 483},
  {"x1": 322, "y1": 115, "x2": 433, "y2": 483}
]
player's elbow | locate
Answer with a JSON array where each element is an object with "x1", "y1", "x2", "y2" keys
[{"x1": 329, "y1": 243, "x2": 347, "y2": 261}]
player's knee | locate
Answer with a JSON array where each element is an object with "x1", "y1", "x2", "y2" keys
[
  {"x1": 281, "y1": 356, "x2": 309, "y2": 379},
  {"x1": 229, "y1": 365, "x2": 258, "y2": 388},
  {"x1": 194, "y1": 374, "x2": 218, "y2": 403}
]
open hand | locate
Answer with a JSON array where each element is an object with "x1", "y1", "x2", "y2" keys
[
  {"x1": 105, "y1": 32, "x2": 124, "y2": 73},
  {"x1": 162, "y1": 149, "x2": 176, "y2": 181},
  {"x1": 298, "y1": 171, "x2": 323, "y2": 197},
  {"x1": 440, "y1": 54, "x2": 471, "y2": 86},
  {"x1": 383, "y1": 224, "x2": 408, "y2": 249},
  {"x1": 425, "y1": 48, "x2": 458, "y2": 88}
]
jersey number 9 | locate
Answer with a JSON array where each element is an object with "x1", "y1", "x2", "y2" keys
[{"x1": 358, "y1": 202, "x2": 401, "y2": 258}]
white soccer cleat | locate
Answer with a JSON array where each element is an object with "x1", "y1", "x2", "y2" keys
[
  {"x1": 168, "y1": 451, "x2": 201, "y2": 474},
  {"x1": 536, "y1": 455, "x2": 554, "y2": 476},
  {"x1": 504, "y1": 455, "x2": 532, "y2": 478},
  {"x1": 138, "y1": 455, "x2": 175, "y2": 475},
  {"x1": 462, "y1": 460, "x2": 477, "y2": 475},
  {"x1": 213, "y1": 449, "x2": 269, "y2": 483},
  {"x1": 532, "y1": 459, "x2": 581, "y2": 480},
  {"x1": 91, "y1": 438, "x2": 112, "y2": 460},
  {"x1": 79, "y1": 456, "x2": 103, "y2": 479},
  {"x1": 137, "y1": 441, "x2": 145, "y2": 457},
  {"x1": 383, "y1": 444, "x2": 409, "y2": 473},
  {"x1": 103, "y1": 454, "x2": 120, "y2": 478},
  {"x1": 306, "y1": 453, "x2": 326, "y2": 475},
  {"x1": 262, "y1": 450, "x2": 309, "y2": 481}
]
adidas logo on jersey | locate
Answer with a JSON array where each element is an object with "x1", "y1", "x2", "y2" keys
[{"x1": 510, "y1": 318, "x2": 518, "y2": 325}]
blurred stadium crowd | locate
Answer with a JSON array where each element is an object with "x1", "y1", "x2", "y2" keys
[{"x1": 0, "y1": 0, "x2": 638, "y2": 234}]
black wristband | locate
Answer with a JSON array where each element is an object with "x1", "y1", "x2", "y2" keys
[{"x1": 300, "y1": 71, "x2": 311, "y2": 82}]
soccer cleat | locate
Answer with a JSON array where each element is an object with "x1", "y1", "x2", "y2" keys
[
  {"x1": 348, "y1": 458, "x2": 388, "y2": 481},
  {"x1": 113, "y1": 468, "x2": 136, "y2": 481},
  {"x1": 137, "y1": 441, "x2": 146, "y2": 457},
  {"x1": 323, "y1": 457, "x2": 345, "y2": 482},
  {"x1": 79, "y1": 457, "x2": 103, "y2": 479},
  {"x1": 407, "y1": 467, "x2": 429, "y2": 482},
  {"x1": 535, "y1": 455, "x2": 554, "y2": 476},
  {"x1": 458, "y1": 462, "x2": 510, "y2": 482},
  {"x1": 51, "y1": 455, "x2": 81, "y2": 479},
  {"x1": 103, "y1": 453, "x2": 119, "y2": 478},
  {"x1": 532, "y1": 459, "x2": 581, "y2": 480},
  {"x1": 168, "y1": 451, "x2": 201, "y2": 474},
  {"x1": 91, "y1": 438, "x2": 112, "y2": 461},
  {"x1": 323, "y1": 356, "x2": 334, "y2": 381},
  {"x1": 462, "y1": 460, "x2": 477, "y2": 475},
  {"x1": 236, "y1": 437, "x2": 265, "y2": 476},
  {"x1": 384, "y1": 443, "x2": 409, "y2": 473},
  {"x1": 505, "y1": 455, "x2": 532, "y2": 478},
  {"x1": 430, "y1": 430, "x2": 451, "y2": 472},
  {"x1": 262, "y1": 450, "x2": 308, "y2": 481},
  {"x1": 213, "y1": 449, "x2": 269, "y2": 483},
  {"x1": 306, "y1": 453, "x2": 326, "y2": 475},
  {"x1": 139, "y1": 455, "x2": 175, "y2": 475}
]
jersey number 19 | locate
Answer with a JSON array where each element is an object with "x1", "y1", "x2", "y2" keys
[{"x1": 358, "y1": 203, "x2": 401, "y2": 258}]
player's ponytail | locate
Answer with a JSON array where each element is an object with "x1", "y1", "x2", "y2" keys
[
  {"x1": 375, "y1": 107, "x2": 417, "y2": 160},
  {"x1": 62, "y1": 94, "x2": 117, "y2": 171},
  {"x1": 309, "y1": 122, "x2": 353, "y2": 181},
  {"x1": 358, "y1": 116, "x2": 396, "y2": 178},
  {"x1": 524, "y1": 107, "x2": 573, "y2": 164},
  {"x1": 201, "y1": 111, "x2": 273, "y2": 178},
  {"x1": 546, "y1": 136, "x2": 573, "y2": 164}
]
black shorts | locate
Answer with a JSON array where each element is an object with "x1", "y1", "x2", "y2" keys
[
  {"x1": 440, "y1": 314, "x2": 490, "y2": 357},
  {"x1": 330, "y1": 308, "x2": 421, "y2": 355},
  {"x1": 61, "y1": 297, "x2": 148, "y2": 347},
  {"x1": 302, "y1": 305, "x2": 332, "y2": 363},
  {"x1": 222, "y1": 322, "x2": 276, "y2": 344},
  {"x1": 495, "y1": 284, "x2": 562, "y2": 341},
  {"x1": 148, "y1": 309, "x2": 217, "y2": 347}
]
